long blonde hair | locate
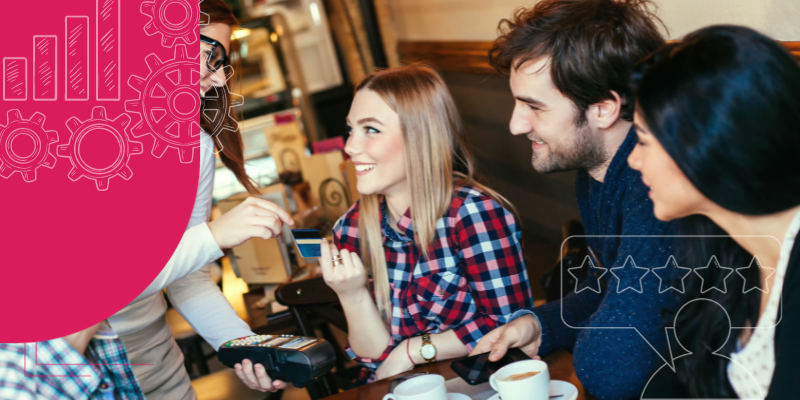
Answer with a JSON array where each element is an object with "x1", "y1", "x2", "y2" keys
[{"x1": 355, "y1": 65, "x2": 517, "y2": 320}]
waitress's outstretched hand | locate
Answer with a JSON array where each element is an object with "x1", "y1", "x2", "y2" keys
[
  {"x1": 320, "y1": 238, "x2": 367, "y2": 299},
  {"x1": 208, "y1": 197, "x2": 294, "y2": 249}
]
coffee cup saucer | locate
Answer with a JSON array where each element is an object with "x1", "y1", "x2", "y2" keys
[
  {"x1": 487, "y1": 380, "x2": 578, "y2": 400},
  {"x1": 447, "y1": 393, "x2": 471, "y2": 400}
]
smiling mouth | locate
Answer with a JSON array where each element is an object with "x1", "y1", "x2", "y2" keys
[
  {"x1": 355, "y1": 164, "x2": 376, "y2": 172},
  {"x1": 528, "y1": 135, "x2": 546, "y2": 145}
]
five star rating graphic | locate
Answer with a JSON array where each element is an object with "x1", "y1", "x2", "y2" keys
[{"x1": 566, "y1": 253, "x2": 775, "y2": 295}]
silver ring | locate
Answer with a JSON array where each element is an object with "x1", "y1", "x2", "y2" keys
[{"x1": 332, "y1": 255, "x2": 343, "y2": 266}]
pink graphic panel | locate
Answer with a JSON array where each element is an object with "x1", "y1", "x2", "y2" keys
[
  {"x1": 65, "y1": 16, "x2": 89, "y2": 101},
  {"x1": 2, "y1": 0, "x2": 200, "y2": 343},
  {"x1": 33, "y1": 36, "x2": 58, "y2": 101}
]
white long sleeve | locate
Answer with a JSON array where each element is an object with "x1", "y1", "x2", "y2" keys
[
  {"x1": 166, "y1": 266, "x2": 253, "y2": 349},
  {"x1": 132, "y1": 223, "x2": 223, "y2": 302}
]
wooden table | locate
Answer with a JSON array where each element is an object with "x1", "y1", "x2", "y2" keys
[{"x1": 322, "y1": 350, "x2": 595, "y2": 400}]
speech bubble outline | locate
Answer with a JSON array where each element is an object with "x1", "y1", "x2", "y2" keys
[{"x1": 559, "y1": 235, "x2": 783, "y2": 372}]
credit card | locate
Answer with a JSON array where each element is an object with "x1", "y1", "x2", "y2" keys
[{"x1": 290, "y1": 229, "x2": 322, "y2": 258}]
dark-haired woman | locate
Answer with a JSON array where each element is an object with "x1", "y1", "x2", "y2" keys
[
  {"x1": 106, "y1": 1, "x2": 292, "y2": 398},
  {"x1": 628, "y1": 25, "x2": 800, "y2": 399}
]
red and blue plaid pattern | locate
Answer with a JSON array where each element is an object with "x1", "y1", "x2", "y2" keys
[
  {"x1": 334, "y1": 185, "x2": 532, "y2": 380},
  {"x1": 0, "y1": 338, "x2": 144, "y2": 400}
]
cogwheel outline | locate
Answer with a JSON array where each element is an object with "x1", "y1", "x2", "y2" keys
[
  {"x1": 201, "y1": 79, "x2": 243, "y2": 154},
  {"x1": 0, "y1": 110, "x2": 58, "y2": 183},
  {"x1": 57, "y1": 106, "x2": 143, "y2": 191},
  {"x1": 126, "y1": 45, "x2": 206, "y2": 163},
  {"x1": 141, "y1": 0, "x2": 203, "y2": 48}
]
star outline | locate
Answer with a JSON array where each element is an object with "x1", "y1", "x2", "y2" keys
[
  {"x1": 735, "y1": 255, "x2": 776, "y2": 294},
  {"x1": 693, "y1": 255, "x2": 734, "y2": 294},
  {"x1": 609, "y1": 255, "x2": 650, "y2": 294},
  {"x1": 651, "y1": 255, "x2": 693, "y2": 294},
  {"x1": 568, "y1": 255, "x2": 608, "y2": 294}
]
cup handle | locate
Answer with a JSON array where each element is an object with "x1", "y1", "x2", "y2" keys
[
  {"x1": 490, "y1": 374, "x2": 498, "y2": 392},
  {"x1": 383, "y1": 394, "x2": 396, "y2": 400}
]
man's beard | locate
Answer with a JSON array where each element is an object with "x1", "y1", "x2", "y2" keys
[{"x1": 531, "y1": 120, "x2": 608, "y2": 174}]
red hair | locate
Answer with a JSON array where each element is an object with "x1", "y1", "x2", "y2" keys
[{"x1": 200, "y1": 0, "x2": 259, "y2": 195}]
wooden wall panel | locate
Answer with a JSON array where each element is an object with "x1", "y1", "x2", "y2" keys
[{"x1": 398, "y1": 41, "x2": 495, "y2": 74}]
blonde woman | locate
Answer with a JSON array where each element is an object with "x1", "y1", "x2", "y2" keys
[{"x1": 319, "y1": 65, "x2": 533, "y2": 384}]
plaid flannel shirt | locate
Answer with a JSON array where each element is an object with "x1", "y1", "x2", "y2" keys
[
  {"x1": 0, "y1": 337, "x2": 143, "y2": 400},
  {"x1": 334, "y1": 186, "x2": 532, "y2": 380}
]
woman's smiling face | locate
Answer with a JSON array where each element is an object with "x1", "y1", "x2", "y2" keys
[
  {"x1": 628, "y1": 109, "x2": 709, "y2": 221},
  {"x1": 344, "y1": 89, "x2": 407, "y2": 197}
]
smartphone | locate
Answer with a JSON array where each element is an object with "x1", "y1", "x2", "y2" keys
[
  {"x1": 450, "y1": 347, "x2": 531, "y2": 385},
  {"x1": 290, "y1": 229, "x2": 322, "y2": 258}
]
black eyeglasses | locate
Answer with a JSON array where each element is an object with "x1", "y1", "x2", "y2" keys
[{"x1": 200, "y1": 34, "x2": 230, "y2": 73}]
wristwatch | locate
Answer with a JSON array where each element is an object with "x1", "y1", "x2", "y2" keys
[{"x1": 419, "y1": 333, "x2": 436, "y2": 364}]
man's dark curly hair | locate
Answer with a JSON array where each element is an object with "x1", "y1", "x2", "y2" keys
[{"x1": 490, "y1": 0, "x2": 667, "y2": 122}]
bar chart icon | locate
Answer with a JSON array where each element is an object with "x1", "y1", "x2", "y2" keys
[
  {"x1": 34, "y1": 36, "x2": 58, "y2": 101},
  {"x1": 66, "y1": 16, "x2": 90, "y2": 101},
  {"x1": 3, "y1": 58, "x2": 28, "y2": 101},
  {"x1": 97, "y1": 0, "x2": 121, "y2": 101}
]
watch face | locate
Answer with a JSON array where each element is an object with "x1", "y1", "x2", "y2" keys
[{"x1": 421, "y1": 344, "x2": 436, "y2": 359}]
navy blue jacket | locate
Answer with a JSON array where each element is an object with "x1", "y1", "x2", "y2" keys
[{"x1": 531, "y1": 128, "x2": 678, "y2": 400}]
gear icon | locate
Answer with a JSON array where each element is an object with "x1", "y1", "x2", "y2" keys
[
  {"x1": 201, "y1": 0, "x2": 209, "y2": 25},
  {"x1": 0, "y1": 110, "x2": 58, "y2": 183},
  {"x1": 57, "y1": 107, "x2": 143, "y2": 191},
  {"x1": 126, "y1": 45, "x2": 206, "y2": 163},
  {"x1": 202, "y1": 82, "x2": 243, "y2": 150},
  {"x1": 141, "y1": 0, "x2": 203, "y2": 47}
]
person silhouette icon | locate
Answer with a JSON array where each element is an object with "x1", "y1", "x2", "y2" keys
[{"x1": 641, "y1": 298, "x2": 763, "y2": 399}]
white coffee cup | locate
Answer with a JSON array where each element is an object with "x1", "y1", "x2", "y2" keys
[
  {"x1": 489, "y1": 359, "x2": 550, "y2": 400},
  {"x1": 383, "y1": 374, "x2": 447, "y2": 400}
]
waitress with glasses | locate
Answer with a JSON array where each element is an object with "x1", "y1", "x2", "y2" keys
[{"x1": 107, "y1": 1, "x2": 291, "y2": 398}]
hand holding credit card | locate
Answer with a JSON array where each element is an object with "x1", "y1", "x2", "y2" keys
[{"x1": 290, "y1": 229, "x2": 322, "y2": 258}]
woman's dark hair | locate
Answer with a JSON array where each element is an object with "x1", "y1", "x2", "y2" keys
[
  {"x1": 201, "y1": 0, "x2": 259, "y2": 195},
  {"x1": 490, "y1": 0, "x2": 666, "y2": 122},
  {"x1": 633, "y1": 25, "x2": 800, "y2": 397}
]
